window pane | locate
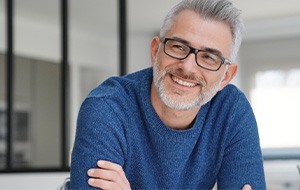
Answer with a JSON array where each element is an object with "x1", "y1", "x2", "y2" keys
[
  {"x1": 12, "y1": 0, "x2": 61, "y2": 168},
  {"x1": 251, "y1": 69, "x2": 300, "y2": 148},
  {"x1": 0, "y1": 0, "x2": 6, "y2": 169},
  {"x1": 127, "y1": 0, "x2": 181, "y2": 73},
  {"x1": 69, "y1": 0, "x2": 119, "y2": 161},
  {"x1": 0, "y1": 54, "x2": 6, "y2": 169}
]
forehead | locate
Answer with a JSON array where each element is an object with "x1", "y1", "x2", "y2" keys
[{"x1": 166, "y1": 10, "x2": 233, "y2": 57}]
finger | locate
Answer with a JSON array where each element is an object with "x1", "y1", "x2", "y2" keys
[
  {"x1": 97, "y1": 160, "x2": 123, "y2": 172},
  {"x1": 97, "y1": 160, "x2": 129, "y2": 185},
  {"x1": 242, "y1": 184, "x2": 252, "y2": 190},
  {"x1": 88, "y1": 177, "x2": 118, "y2": 190},
  {"x1": 87, "y1": 168, "x2": 118, "y2": 181},
  {"x1": 87, "y1": 168, "x2": 130, "y2": 188}
]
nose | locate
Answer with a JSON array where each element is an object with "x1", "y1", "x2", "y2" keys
[{"x1": 178, "y1": 52, "x2": 198, "y2": 73}]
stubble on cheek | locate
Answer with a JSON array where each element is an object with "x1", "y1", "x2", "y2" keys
[{"x1": 153, "y1": 61, "x2": 211, "y2": 110}]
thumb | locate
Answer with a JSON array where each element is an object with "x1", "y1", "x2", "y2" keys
[{"x1": 242, "y1": 184, "x2": 252, "y2": 190}]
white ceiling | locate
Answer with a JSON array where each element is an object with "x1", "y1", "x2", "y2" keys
[
  {"x1": 3, "y1": 0, "x2": 300, "y2": 36},
  {"x1": 128, "y1": 0, "x2": 300, "y2": 33}
]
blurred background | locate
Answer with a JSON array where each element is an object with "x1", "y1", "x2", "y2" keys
[{"x1": 0, "y1": 0, "x2": 299, "y2": 189}]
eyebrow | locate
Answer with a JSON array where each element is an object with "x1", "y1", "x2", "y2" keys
[{"x1": 171, "y1": 36, "x2": 223, "y2": 56}]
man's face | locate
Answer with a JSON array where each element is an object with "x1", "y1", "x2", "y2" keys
[{"x1": 151, "y1": 10, "x2": 235, "y2": 110}]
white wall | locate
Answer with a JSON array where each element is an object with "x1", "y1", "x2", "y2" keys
[
  {"x1": 0, "y1": 172, "x2": 69, "y2": 190},
  {"x1": 264, "y1": 160, "x2": 300, "y2": 190}
]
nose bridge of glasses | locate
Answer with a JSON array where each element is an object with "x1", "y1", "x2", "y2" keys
[
  {"x1": 185, "y1": 47, "x2": 199, "y2": 63},
  {"x1": 180, "y1": 48, "x2": 199, "y2": 69}
]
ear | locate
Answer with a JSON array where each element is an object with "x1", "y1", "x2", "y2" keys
[
  {"x1": 150, "y1": 36, "x2": 160, "y2": 66},
  {"x1": 218, "y1": 64, "x2": 238, "y2": 91}
]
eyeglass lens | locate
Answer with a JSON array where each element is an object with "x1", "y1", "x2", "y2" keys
[{"x1": 164, "y1": 39, "x2": 223, "y2": 71}]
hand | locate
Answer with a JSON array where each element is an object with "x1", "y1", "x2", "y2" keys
[
  {"x1": 242, "y1": 184, "x2": 251, "y2": 190},
  {"x1": 87, "y1": 160, "x2": 131, "y2": 190}
]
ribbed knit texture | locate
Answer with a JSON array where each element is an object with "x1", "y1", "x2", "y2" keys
[{"x1": 70, "y1": 68, "x2": 266, "y2": 190}]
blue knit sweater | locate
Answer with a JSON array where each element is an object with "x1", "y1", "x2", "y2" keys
[{"x1": 70, "y1": 68, "x2": 266, "y2": 189}]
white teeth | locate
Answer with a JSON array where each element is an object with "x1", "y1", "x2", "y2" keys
[{"x1": 172, "y1": 76, "x2": 196, "y2": 87}]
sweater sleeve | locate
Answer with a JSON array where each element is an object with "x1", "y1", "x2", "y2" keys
[
  {"x1": 217, "y1": 93, "x2": 266, "y2": 189},
  {"x1": 70, "y1": 97, "x2": 128, "y2": 190}
]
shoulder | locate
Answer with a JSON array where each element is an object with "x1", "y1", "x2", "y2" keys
[
  {"x1": 87, "y1": 67, "x2": 152, "y2": 99},
  {"x1": 210, "y1": 84, "x2": 258, "y2": 140},
  {"x1": 208, "y1": 84, "x2": 256, "y2": 131},
  {"x1": 78, "y1": 67, "x2": 153, "y2": 125},
  {"x1": 217, "y1": 84, "x2": 244, "y2": 100},
  {"x1": 211, "y1": 84, "x2": 250, "y2": 111}
]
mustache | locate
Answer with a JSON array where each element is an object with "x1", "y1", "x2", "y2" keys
[{"x1": 165, "y1": 67, "x2": 207, "y2": 88}]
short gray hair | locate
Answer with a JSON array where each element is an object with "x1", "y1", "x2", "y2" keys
[{"x1": 159, "y1": 0, "x2": 244, "y2": 61}]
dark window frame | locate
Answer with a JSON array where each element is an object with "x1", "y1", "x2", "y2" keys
[{"x1": 0, "y1": 0, "x2": 127, "y2": 173}]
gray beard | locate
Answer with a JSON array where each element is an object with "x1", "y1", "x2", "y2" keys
[{"x1": 153, "y1": 60, "x2": 226, "y2": 110}]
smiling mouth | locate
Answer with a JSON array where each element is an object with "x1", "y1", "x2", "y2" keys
[{"x1": 171, "y1": 75, "x2": 197, "y2": 87}]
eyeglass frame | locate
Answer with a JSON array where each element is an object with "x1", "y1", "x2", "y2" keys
[{"x1": 161, "y1": 37, "x2": 232, "y2": 71}]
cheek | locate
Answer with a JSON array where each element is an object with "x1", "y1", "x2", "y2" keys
[
  {"x1": 155, "y1": 55, "x2": 173, "y2": 70},
  {"x1": 201, "y1": 72, "x2": 224, "y2": 88}
]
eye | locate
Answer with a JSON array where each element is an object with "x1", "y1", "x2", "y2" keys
[
  {"x1": 203, "y1": 52, "x2": 219, "y2": 61},
  {"x1": 172, "y1": 44, "x2": 184, "y2": 50},
  {"x1": 198, "y1": 52, "x2": 220, "y2": 65},
  {"x1": 203, "y1": 54, "x2": 216, "y2": 61},
  {"x1": 171, "y1": 43, "x2": 189, "y2": 54}
]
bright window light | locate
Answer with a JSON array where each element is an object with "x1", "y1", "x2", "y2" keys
[{"x1": 251, "y1": 69, "x2": 300, "y2": 148}]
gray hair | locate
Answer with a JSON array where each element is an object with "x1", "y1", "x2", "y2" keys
[{"x1": 159, "y1": 0, "x2": 244, "y2": 61}]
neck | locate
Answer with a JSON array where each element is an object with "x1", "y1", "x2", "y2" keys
[{"x1": 151, "y1": 83, "x2": 200, "y2": 130}]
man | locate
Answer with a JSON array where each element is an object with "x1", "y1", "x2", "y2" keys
[{"x1": 70, "y1": 0, "x2": 266, "y2": 189}]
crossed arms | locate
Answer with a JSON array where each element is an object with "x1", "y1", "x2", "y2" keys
[{"x1": 87, "y1": 160, "x2": 253, "y2": 190}]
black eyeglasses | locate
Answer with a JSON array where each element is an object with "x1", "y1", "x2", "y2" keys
[{"x1": 162, "y1": 38, "x2": 231, "y2": 71}]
